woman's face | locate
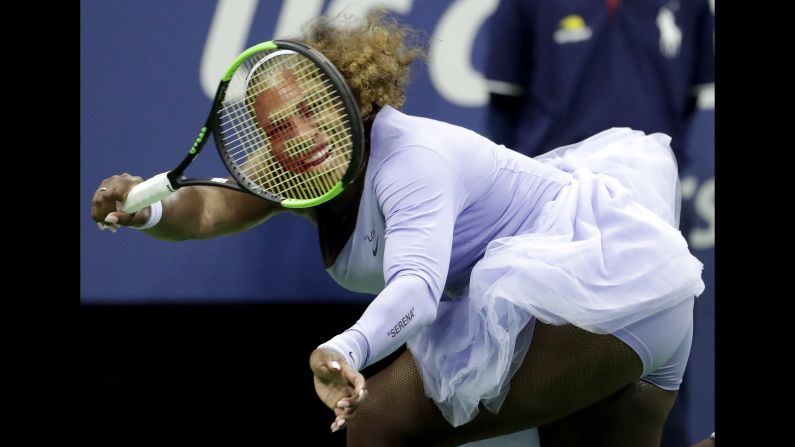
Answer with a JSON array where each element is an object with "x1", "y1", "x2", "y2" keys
[{"x1": 252, "y1": 70, "x2": 337, "y2": 174}]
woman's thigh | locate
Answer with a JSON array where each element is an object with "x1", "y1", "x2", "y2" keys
[{"x1": 348, "y1": 321, "x2": 644, "y2": 447}]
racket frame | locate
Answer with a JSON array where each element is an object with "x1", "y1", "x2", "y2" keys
[{"x1": 122, "y1": 40, "x2": 365, "y2": 214}]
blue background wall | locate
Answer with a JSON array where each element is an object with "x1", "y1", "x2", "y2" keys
[{"x1": 80, "y1": 0, "x2": 714, "y2": 442}]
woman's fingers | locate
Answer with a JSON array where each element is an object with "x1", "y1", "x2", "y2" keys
[
  {"x1": 309, "y1": 348, "x2": 368, "y2": 432},
  {"x1": 330, "y1": 416, "x2": 347, "y2": 433},
  {"x1": 341, "y1": 366, "x2": 367, "y2": 400}
]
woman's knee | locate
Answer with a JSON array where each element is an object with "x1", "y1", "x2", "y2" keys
[
  {"x1": 344, "y1": 379, "x2": 407, "y2": 446},
  {"x1": 346, "y1": 351, "x2": 450, "y2": 446},
  {"x1": 346, "y1": 404, "x2": 443, "y2": 447},
  {"x1": 346, "y1": 410, "x2": 398, "y2": 447}
]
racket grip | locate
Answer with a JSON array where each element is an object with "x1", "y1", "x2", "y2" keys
[{"x1": 121, "y1": 172, "x2": 176, "y2": 214}]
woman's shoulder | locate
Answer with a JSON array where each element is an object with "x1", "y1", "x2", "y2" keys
[{"x1": 370, "y1": 106, "x2": 485, "y2": 160}]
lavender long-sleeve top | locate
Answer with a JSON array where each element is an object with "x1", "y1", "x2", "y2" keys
[{"x1": 321, "y1": 106, "x2": 570, "y2": 370}]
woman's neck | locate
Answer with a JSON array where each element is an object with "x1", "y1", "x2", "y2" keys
[{"x1": 315, "y1": 114, "x2": 375, "y2": 267}]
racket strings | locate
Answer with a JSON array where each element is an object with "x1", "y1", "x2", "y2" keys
[
  {"x1": 221, "y1": 56, "x2": 315, "y2": 157},
  {"x1": 236, "y1": 58, "x2": 346, "y2": 146},
  {"x1": 225, "y1": 108, "x2": 351, "y2": 188},
  {"x1": 223, "y1": 90, "x2": 346, "y2": 162},
  {"x1": 218, "y1": 52, "x2": 355, "y2": 200},
  {"x1": 264, "y1": 125, "x2": 352, "y2": 198},
  {"x1": 230, "y1": 98, "x2": 351, "y2": 199},
  {"x1": 225, "y1": 107, "x2": 349, "y2": 200},
  {"x1": 229, "y1": 61, "x2": 348, "y2": 156}
]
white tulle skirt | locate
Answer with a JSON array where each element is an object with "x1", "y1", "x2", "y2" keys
[{"x1": 406, "y1": 128, "x2": 705, "y2": 427}]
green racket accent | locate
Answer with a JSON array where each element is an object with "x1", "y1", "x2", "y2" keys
[
  {"x1": 280, "y1": 182, "x2": 344, "y2": 208},
  {"x1": 222, "y1": 41, "x2": 278, "y2": 81},
  {"x1": 189, "y1": 127, "x2": 208, "y2": 154}
]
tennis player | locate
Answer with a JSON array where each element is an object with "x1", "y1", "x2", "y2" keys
[{"x1": 91, "y1": 11, "x2": 704, "y2": 447}]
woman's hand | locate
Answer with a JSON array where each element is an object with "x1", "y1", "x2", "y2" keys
[
  {"x1": 310, "y1": 348, "x2": 367, "y2": 433},
  {"x1": 91, "y1": 173, "x2": 149, "y2": 232}
]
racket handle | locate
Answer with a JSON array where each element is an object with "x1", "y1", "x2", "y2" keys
[{"x1": 121, "y1": 172, "x2": 176, "y2": 214}]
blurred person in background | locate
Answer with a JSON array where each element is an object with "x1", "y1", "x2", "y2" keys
[
  {"x1": 483, "y1": 2, "x2": 714, "y2": 443},
  {"x1": 483, "y1": 0, "x2": 714, "y2": 171}
]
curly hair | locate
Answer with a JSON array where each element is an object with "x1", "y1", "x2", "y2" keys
[{"x1": 296, "y1": 10, "x2": 426, "y2": 123}]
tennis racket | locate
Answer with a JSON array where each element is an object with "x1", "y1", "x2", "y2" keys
[{"x1": 121, "y1": 39, "x2": 365, "y2": 214}]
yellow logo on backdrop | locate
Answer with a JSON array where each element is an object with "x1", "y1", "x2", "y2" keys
[
  {"x1": 554, "y1": 14, "x2": 592, "y2": 44},
  {"x1": 560, "y1": 15, "x2": 586, "y2": 30}
]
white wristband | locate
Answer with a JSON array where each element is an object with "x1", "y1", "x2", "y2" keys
[
  {"x1": 318, "y1": 329, "x2": 369, "y2": 372},
  {"x1": 130, "y1": 201, "x2": 163, "y2": 230}
]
